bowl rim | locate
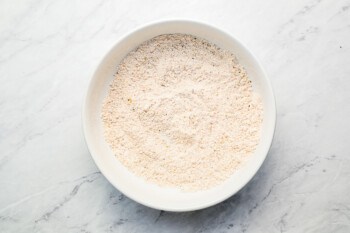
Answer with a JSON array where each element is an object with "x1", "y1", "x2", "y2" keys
[{"x1": 82, "y1": 19, "x2": 276, "y2": 212}]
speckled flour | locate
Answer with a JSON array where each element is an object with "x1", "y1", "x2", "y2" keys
[{"x1": 102, "y1": 34, "x2": 263, "y2": 191}]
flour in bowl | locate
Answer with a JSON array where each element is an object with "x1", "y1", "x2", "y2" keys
[{"x1": 102, "y1": 34, "x2": 263, "y2": 191}]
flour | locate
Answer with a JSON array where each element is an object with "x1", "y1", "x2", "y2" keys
[{"x1": 102, "y1": 34, "x2": 263, "y2": 191}]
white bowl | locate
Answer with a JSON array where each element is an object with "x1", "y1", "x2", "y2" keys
[{"x1": 83, "y1": 20, "x2": 276, "y2": 212}]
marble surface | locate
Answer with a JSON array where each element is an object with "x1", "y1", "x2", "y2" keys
[{"x1": 0, "y1": 0, "x2": 350, "y2": 232}]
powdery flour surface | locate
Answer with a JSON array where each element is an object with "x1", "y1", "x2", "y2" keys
[{"x1": 102, "y1": 34, "x2": 263, "y2": 191}]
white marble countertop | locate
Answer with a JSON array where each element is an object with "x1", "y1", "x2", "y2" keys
[{"x1": 1, "y1": 0, "x2": 349, "y2": 232}]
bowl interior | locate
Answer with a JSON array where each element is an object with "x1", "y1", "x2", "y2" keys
[{"x1": 83, "y1": 20, "x2": 275, "y2": 211}]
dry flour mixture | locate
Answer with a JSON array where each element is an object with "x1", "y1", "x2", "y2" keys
[{"x1": 102, "y1": 34, "x2": 263, "y2": 191}]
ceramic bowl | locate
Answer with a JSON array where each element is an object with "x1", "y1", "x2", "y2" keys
[{"x1": 83, "y1": 20, "x2": 276, "y2": 211}]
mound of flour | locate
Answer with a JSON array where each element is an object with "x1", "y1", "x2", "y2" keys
[{"x1": 102, "y1": 34, "x2": 263, "y2": 191}]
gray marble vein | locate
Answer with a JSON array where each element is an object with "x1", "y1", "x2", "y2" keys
[{"x1": 0, "y1": 0, "x2": 350, "y2": 232}]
